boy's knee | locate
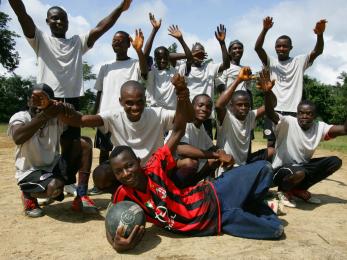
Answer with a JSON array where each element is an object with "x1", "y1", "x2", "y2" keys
[
  {"x1": 93, "y1": 164, "x2": 116, "y2": 190},
  {"x1": 47, "y1": 178, "x2": 64, "y2": 198}
]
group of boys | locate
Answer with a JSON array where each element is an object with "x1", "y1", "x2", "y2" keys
[{"x1": 8, "y1": 0, "x2": 347, "y2": 253}]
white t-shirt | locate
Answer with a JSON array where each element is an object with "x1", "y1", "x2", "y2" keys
[
  {"x1": 218, "y1": 63, "x2": 251, "y2": 91},
  {"x1": 94, "y1": 58, "x2": 142, "y2": 113},
  {"x1": 268, "y1": 54, "x2": 311, "y2": 112},
  {"x1": 99, "y1": 107, "x2": 175, "y2": 164},
  {"x1": 179, "y1": 123, "x2": 214, "y2": 171},
  {"x1": 27, "y1": 28, "x2": 90, "y2": 98},
  {"x1": 272, "y1": 114, "x2": 333, "y2": 169},
  {"x1": 187, "y1": 62, "x2": 221, "y2": 101},
  {"x1": 7, "y1": 111, "x2": 64, "y2": 182},
  {"x1": 217, "y1": 109, "x2": 257, "y2": 166},
  {"x1": 146, "y1": 63, "x2": 186, "y2": 110}
]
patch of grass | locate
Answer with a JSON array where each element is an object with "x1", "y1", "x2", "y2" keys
[
  {"x1": 0, "y1": 123, "x2": 8, "y2": 134},
  {"x1": 81, "y1": 127, "x2": 96, "y2": 139}
]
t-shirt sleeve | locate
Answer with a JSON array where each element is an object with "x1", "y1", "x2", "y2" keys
[
  {"x1": 94, "y1": 65, "x2": 106, "y2": 91},
  {"x1": 299, "y1": 54, "x2": 312, "y2": 71},
  {"x1": 7, "y1": 112, "x2": 31, "y2": 138},
  {"x1": 26, "y1": 27, "x2": 41, "y2": 54},
  {"x1": 320, "y1": 121, "x2": 334, "y2": 141},
  {"x1": 146, "y1": 145, "x2": 176, "y2": 174},
  {"x1": 79, "y1": 32, "x2": 91, "y2": 54},
  {"x1": 98, "y1": 110, "x2": 113, "y2": 133},
  {"x1": 160, "y1": 108, "x2": 176, "y2": 131},
  {"x1": 209, "y1": 62, "x2": 222, "y2": 78},
  {"x1": 176, "y1": 62, "x2": 187, "y2": 75}
]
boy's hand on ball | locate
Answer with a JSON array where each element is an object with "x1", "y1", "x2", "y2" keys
[{"x1": 111, "y1": 225, "x2": 145, "y2": 252}]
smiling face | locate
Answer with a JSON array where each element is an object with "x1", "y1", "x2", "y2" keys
[
  {"x1": 110, "y1": 150, "x2": 143, "y2": 190},
  {"x1": 46, "y1": 7, "x2": 68, "y2": 38},
  {"x1": 112, "y1": 32, "x2": 130, "y2": 54},
  {"x1": 297, "y1": 103, "x2": 316, "y2": 130},
  {"x1": 229, "y1": 43, "x2": 244, "y2": 63},
  {"x1": 275, "y1": 37, "x2": 292, "y2": 61},
  {"x1": 154, "y1": 47, "x2": 170, "y2": 70},
  {"x1": 231, "y1": 93, "x2": 251, "y2": 121},
  {"x1": 193, "y1": 95, "x2": 212, "y2": 123},
  {"x1": 119, "y1": 82, "x2": 146, "y2": 122}
]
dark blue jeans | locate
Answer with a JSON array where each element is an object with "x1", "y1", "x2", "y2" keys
[{"x1": 213, "y1": 161, "x2": 283, "y2": 239}]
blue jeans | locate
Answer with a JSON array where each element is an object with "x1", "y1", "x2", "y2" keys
[{"x1": 213, "y1": 161, "x2": 283, "y2": 239}]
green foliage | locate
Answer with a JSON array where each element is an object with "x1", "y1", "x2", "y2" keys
[
  {"x1": 0, "y1": 12, "x2": 20, "y2": 72},
  {"x1": 80, "y1": 61, "x2": 97, "y2": 114},
  {"x1": 0, "y1": 75, "x2": 34, "y2": 122},
  {"x1": 167, "y1": 42, "x2": 178, "y2": 53},
  {"x1": 80, "y1": 89, "x2": 96, "y2": 114}
]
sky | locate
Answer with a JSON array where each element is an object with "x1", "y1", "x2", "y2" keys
[{"x1": 1, "y1": 0, "x2": 347, "y2": 88}]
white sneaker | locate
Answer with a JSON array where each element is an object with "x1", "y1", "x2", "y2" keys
[
  {"x1": 64, "y1": 184, "x2": 77, "y2": 197},
  {"x1": 307, "y1": 197, "x2": 321, "y2": 204},
  {"x1": 277, "y1": 191, "x2": 296, "y2": 208}
]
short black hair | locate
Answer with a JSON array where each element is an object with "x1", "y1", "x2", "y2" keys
[
  {"x1": 114, "y1": 31, "x2": 130, "y2": 44},
  {"x1": 298, "y1": 100, "x2": 317, "y2": 114},
  {"x1": 231, "y1": 90, "x2": 250, "y2": 103},
  {"x1": 110, "y1": 145, "x2": 137, "y2": 160},
  {"x1": 192, "y1": 42, "x2": 205, "y2": 51},
  {"x1": 120, "y1": 80, "x2": 145, "y2": 97},
  {"x1": 32, "y1": 83, "x2": 55, "y2": 99},
  {"x1": 276, "y1": 35, "x2": 292, "y2": 46},
  {"x1": 228, "y1": 40, "x2": 244, "y2": 52},
  {"x1": 192, "y1": 94, "x2": 212, "y2": 106},
  {"x1": 47, "y1": 6, "x2": 67, "y2": 17},
  {"x1": 154, "y1": 46, "x2": 169, "y2": 57}
]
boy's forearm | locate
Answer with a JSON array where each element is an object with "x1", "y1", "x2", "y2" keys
[
  {"x1": 136, "y1": 49, "x2": 148, "y2": 78},
  {"x1": 219, "y1": 40, "x2": 230, "y2": 71},
  {"x1": 144, "y1": 28, "x2": 158, "y2": 58}
]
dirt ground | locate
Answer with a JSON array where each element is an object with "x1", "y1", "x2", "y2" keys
[{"x1": 1, "y1": 133, "x2": 347, "y2": 260}]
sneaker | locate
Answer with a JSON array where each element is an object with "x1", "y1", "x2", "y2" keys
[
  {"x1": 265, "y1": 198, "x2": 279, "y2": 214},
  {"x1": 21, "y1": 193, "x2": 44, "y2": 218},
  {"x1": 72, "y1": 195, "x2": 98, "y2": 214},
  {"x1": 277, "y1": 191, "x2": 297, "y2": 208},
  {"x1": 88, "y1": 186, "x2": 104, "y2": 195},
  {"x1": 64, "y1": 184, "x2": 77, "y2": 197},
  {"x1": 37, "y1": 197, "x2": 54, "y2": 206},
  {"x1": 292, "y1": 189, "x2": 321, "y2": 204}
]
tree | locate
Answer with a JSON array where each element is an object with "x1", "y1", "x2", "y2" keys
[
  {"x1": 167, "y1": 42, "x2": 178, "y2": 53},
  {"x1": 0, "y1": 12, "x2": 20, "y2": 72},
  {"x1": 80, "y1": 62, "x2": 97, "y2": 114},
  {"x1": 0, "y1": 75, "x2": 34, "y2": 122}
]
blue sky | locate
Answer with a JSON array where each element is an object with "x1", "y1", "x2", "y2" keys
[{"x1": 2, "y1": 0, "x2": 347, "y2": 87}]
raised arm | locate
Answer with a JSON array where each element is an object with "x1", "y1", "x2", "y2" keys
[
  {"x1": 130, "y1": 29, "x2": 148, "y2": 78},
  {"x1": 215, "y1": 67, "x2": 252, "y2": 123},
  {"x1": 87, "y1": 0, "x2": 132, "y2": 48},
  {"x1": 9, "y1": 0, "x2": 36, "y2": 38},
  {"x1": 168, "y1": 25, "x2": 194, "y2": 72},
  {"x1": 166, "y1": 74, "x2": 193, "y2": 153},
  {"x1": 308, "y1": 19, "x2": 327, "y2": 64},
  {"x1": 143, "y1": 13, "x2": 161, "y2": 59},
  {"x1": 215, "y1": 24, "x2": 230, "y2": 73},
  {"x1": 254, "y1": 16, "x2": 273, "y2": 66}
]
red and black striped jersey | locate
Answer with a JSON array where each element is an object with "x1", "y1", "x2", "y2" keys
[{"x1": 113, "y1": 145, "x2": 221, "y2": 236}]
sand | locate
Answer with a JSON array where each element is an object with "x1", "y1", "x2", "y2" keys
[{"x1": 1, "y1": 133, "x2": 347, "y2": 260}]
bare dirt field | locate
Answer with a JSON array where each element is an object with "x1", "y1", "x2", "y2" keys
[{"x1": 1, "y1": 133, "x2": 347, "y2": 260}]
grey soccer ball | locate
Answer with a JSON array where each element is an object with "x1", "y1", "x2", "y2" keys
[{"x1": 105, "y1": 201, "x2": 146, "y2": 238}]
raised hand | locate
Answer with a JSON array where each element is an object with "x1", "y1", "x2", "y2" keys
[
  {"x1": 171, "y1": 73, "x2": 188, "y2": 93},
  {"x1": 215, "y1": 24, "x2": 226, "y2": 42},
  {"x1": 168, "y1": 25, "x2": 183, "y2": 40},
  {"x1": 107, "y1": 225, "x2": 145, "y2": 252},
  {"x1": 237, "y1": 67, "x2": 253, "y2": 81},
  {"x1": 192, "y1": 49, "x2": 207, "y2": 63},
  {"x1": 121, "y1": 0, "x2": 132, "y2": 12},
  {"x1": 149, "y1": 12, "x2": 161, "y2": 31},
  {"x1": 263, "y1": 16, "x2": 273, "y2": 30},
  {"x1": 130, "y1": 29, "x2": 144, "y2": 52},
  {"x1": 32, "y1": 90, "x2": 52, "y2": 109},
  {"x1": 256, "y1": 68, "x2": 275, "y2": 92},
  {"x1": 313, "y1": 19, "x2": 327, "y2": 35}
]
